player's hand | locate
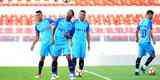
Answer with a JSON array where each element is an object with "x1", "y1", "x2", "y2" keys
[
  {"x1": 51, "y1": 38, "x2": 55, "y2": 44},
  {"x1": 88, "y1": 45, "x2": 90, "y2": 51},
  {"x1": 70, "y1": 42, "x2": 73, "y2": 46},
  {"x1": 51, "y1": 40, "x2": 55, "y2": 44},
  {"x1": 64, "y1": 32, "x2": 71, "y2": 38},
  {"x1": 136, "y1": 39, "x2": 139, "y2": 43},
  {"x1": 153, "y1": 41, "x2": 156, "y2": 45},
  {"x1": 30, "y1": 45, "x2": 34, "y2": 51}
]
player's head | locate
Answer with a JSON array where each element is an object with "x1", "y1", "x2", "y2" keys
[
  {"x1": 146, "y1": 10, "x2": 154, "y2": 20},
  {"x1": 66, "y1": 9, "x2": 74, "y2": 21},
  {"x1": 79, "y1": 10, "x2": 86, "y2": 21},
  {"x1": 35, "y1": 10, "x2": 43, "y2": 22}
]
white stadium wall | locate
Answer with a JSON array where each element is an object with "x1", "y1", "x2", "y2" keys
[{"x1": 0, "y1": 0, "x2": 160, "y2": 66}]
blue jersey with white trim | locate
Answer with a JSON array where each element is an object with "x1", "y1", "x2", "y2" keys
[
  {"x1": 54, "y1": 17, "x2": 73, "y2": 45},
  {"x1": 35, "y1": 18, "x2": 54, "y2": 44},
  {"x1": 72, "y1": 19, "x2": 90, "y2": 43},
  {"x1": 137, "y1": 19, "x2": 153, "y2": 43}
]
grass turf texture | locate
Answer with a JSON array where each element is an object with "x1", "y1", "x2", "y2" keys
[{"x1": 0, "y1": 66, "x2": 159, "y2": 80}]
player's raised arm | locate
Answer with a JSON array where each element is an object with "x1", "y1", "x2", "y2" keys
[
  {"x1": 136, "y1": 26, "x2": 140, "y2": 43},
  {"x1": 31, "y1": 29, "x2": 39, "y2": 51}
]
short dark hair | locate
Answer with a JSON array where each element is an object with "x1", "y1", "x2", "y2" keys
[
  {"x1": 80, "y1": 10, "x2": 86, "y2": 14},
  {"x1": 68, "y1": 9, "x2": 74, "y2": 16},
  {"x1": 36, "y1": 10, "x2": 42, "y2": 14},
  {"x1": 146, "y1": 10, "x2": 154, "y2": 15}
]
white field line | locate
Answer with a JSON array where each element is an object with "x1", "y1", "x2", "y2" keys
[{"x1": 85, "y1": 70, "x2": 112, "y2": 80}]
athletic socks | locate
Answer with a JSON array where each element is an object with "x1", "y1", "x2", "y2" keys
[
  {"x1": 79, "y1": 58, "x2": 84, "y2": 70},
  {"x1": 38, "y1": 61, "x2": 44, "y2": 75},
  {"x1": 52, "y1": 60, "x2": 58, "y2": 75}
]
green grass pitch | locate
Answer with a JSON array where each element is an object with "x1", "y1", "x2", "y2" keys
[{"x1": 0, "y1": 66, "x2": 159, "y2": 80}]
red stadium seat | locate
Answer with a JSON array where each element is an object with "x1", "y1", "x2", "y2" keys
[{"x1": 0, "y1": 14, "x2": 160, "y2": 26}]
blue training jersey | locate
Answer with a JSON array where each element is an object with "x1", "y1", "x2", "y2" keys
[
  {"x1": 54, "y1": 17, "x2": 73, "y2": 45},
  {"x1": 35, "y1": 18, "x2": 54, "y2": 44},
  {"x1": 72, "y1": 19, "x2": 90, "y2": 43},
  {"x1": 137, "y1": 19, "x2": 153, "y2": 43}
]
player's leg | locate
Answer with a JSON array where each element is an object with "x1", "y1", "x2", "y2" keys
[
  {"x1": 72, "y1": 57, "x2": 77, "y2": 75},
  {"x1": 78, "y1": 43, "x2": 86, "y2": 77},
  {"x1": 35, "y1": 44, "x2": 49, "y2": 78},
  {"x1": 63, "y1": 45, "x2": 75, "y2": 80},
  {"x1": 66, "y1": 54, "x2": 76, "y2": 80},
  {"x1": 79, "y1": 57, "x2": 84, "y2": 71},
  {"x1": 66, "y1": 55, "x2": 75, "y2": 73},
  {"x1": 35, "y1": 56, "x2": 45, "y2": 78},
  {"x1": 71, "y1": 42, "x2": 80, "y2": 76},
  {"x1": 38, "y1": 56, "x2": 45, "y2": 75},
  {"x1": 50, "y1": 56, "x2": 59, "y2": 80},
  {"x1": 135, "y1": 57, "x2": 142, "y2": 75},
  {"x1": 141, "y1": 43, "x2": 155, "y2": 73},
  {"x1": 50, "y1": 45, "x2": 61, "y2": 80},
  {"x1": 135, "y1": 44, "x2": 145, "y2": 75},
  {"x1": 78, "y1": 57, "x2": 84, "y2": 76}
]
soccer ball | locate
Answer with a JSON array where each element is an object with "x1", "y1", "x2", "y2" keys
[
  {"x1": 148, "y1": 67, "x2": 156, "y2": 76},
  {"x1": 75, "y1": 68, "x2": 84, "y2": 77}
]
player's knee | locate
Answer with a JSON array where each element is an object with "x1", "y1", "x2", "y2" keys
[
  {"x1": 151, "y1": 51, "x2": 155, "y2": 58},
  {"x1": 52, "y1": 56, "x2": 58, "y2": 61},
  {"x1": 137, "y1": 57, "x2": 142, "y2": 59},
  {"x1": 72, "y1": 58, "x2": 77, "y2": 65},
  {"x1": 150, "y1": 55, "x2": 155, "y2": 59},
  {"x1": 40, "y1": 57, "x2": 45, "y2": 62},
  {"x1": 39, "y1": 60, "x2": 44, "y2": 66},
  {"x1": 79, "y1": 57, "x2": 84, "y2": 61},
  {"x1": 66, "y1": 55, "x2": 71, "y2": 61},
  {"x1": 53, "y1": 59, "x2": 57, "y2": 62},
  {"x1": 52, "y1": 59, "x2": 57, "y2": 66},
  {"x1": 52, "y1": 57, "x2": 58, "y2": 63},
  {"x1": 151, "y1": 55, "x2": 155, "y2": 58},
  {"x1": 72, "y1": 58, "x2": 77, "y2": 62}
]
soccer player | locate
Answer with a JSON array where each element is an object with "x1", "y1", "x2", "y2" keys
[
  {"x1": 135, "y1": 10, "x2": 156, "y2": 76},
  {"x1": 50, "y1": 9, "x2": 75, "y2": 80},
  {"x1": 72, "y1": 10, "x2": 90, "y2": 77},
  {"x1": 30, "y1": 10, "x2": 54, "y2": 78}
]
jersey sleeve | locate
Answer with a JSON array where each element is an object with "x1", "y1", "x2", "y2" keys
[
  {"x1": 149, "y1": 21, "x2": 153, "y2": 30},
  {"x1": 55, "y1": 17, "x2": 63, "y2": 28},
  {"x1": 35, "y1": 25, "x2": 40, "y2": 33},
  {"x1": 45, "y1": 17, "x2": 55, "y2": 25},
  {"x1": 69, "y1": 22, "x2": 75, "y2": 37},
  {"x1": 70, "y1": 19, "x2": 79, "y2": 35}
]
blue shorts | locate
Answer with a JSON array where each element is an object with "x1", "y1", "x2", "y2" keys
[
  {"x1": 52, "y1": 44, "x2": 70, "y2": 57},
  {"x1": 40, "y1": 42, "x2": 54, "y2": 56},
  {"x1": 138, "y1": 42, "x2": 155, "y2": 57},
  {"x1": 72, "y1": 42, "x2": 86, "y2": 59}
]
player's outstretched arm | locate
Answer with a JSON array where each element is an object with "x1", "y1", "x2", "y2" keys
[
  {"x1": 136, "y1": 27, "x2": 139, "y2": 43},
  {"x1": 151, "y1": 29, "x2": 156, "y2": 45},
  {"x1": 31, "y1": 32, "x2": 39, "y2": 51}
]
